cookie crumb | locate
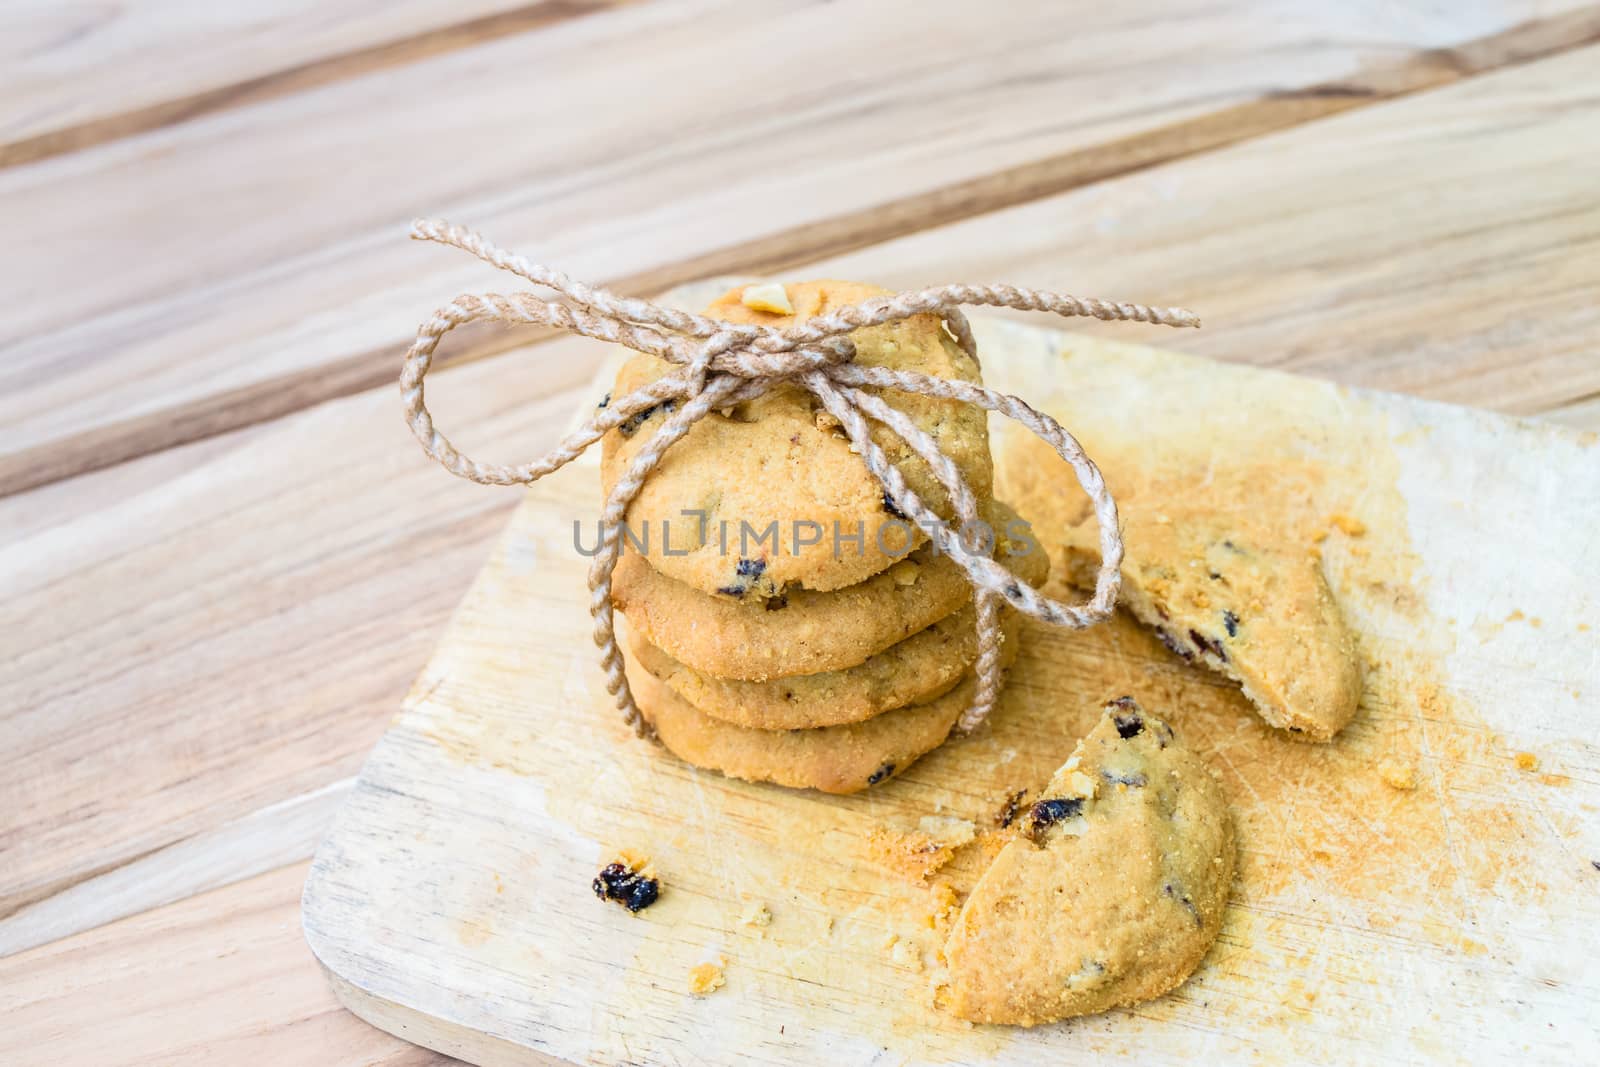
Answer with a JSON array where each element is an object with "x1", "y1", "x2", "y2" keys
[
  {"x1": 688, "y1": 956, "x2": 727, "y2": 995},
  {"x1": 890, "y1": 937, "x2": 923, "y2": 970},
  {"x1": 741, "y1": 282, "x2": 793, "y2": 315},
  {"x1": 867, "y1": 821, "x2": 972, "y2": 882},
  {"x1": 741, "y1": 901, "x2": 773, "y2": 928},
  {"x1": 924, "y1": 881, "x2": 962, "y2": 932},
  {"x1": 1378, "y1": 757, "x2": 1418, "y2": 791},
  {"x1": 1329, "y1": 513, "x2": 1367, "y2": 536},
  {"x1": 918, "y1": 815, "x2": 977, "y2": 850},
  {"x1": 1513, "y1": 751, "x2": 1539, "y2": 773}
]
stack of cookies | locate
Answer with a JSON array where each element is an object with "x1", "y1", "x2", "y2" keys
[{"x1": 601, "y1": 281, "x2": 1048, "y2": 793}]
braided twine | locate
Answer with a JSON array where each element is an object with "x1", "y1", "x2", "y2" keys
[{"x1": 400, "y1": 219, "x2": 1199, "y2": 739}]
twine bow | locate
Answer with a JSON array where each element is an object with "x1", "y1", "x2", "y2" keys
[{"x1": 401, "y1": 219, "x2": 1198, "y2": 739}]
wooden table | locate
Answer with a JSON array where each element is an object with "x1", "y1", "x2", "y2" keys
[{"x1": 3, "y1": 3, "x2": 1598, "y2": 1063}]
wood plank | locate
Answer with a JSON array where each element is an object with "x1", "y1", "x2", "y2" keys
[
  {"x1": 801, "y1": 41, "x2": 1600, "y2": 420},
  {"x1": 0, "y1": 779, "x2": 351, "y2": 957},
  {"x1": 0, "y1": 863, "x2": 454, "y2": 1067},
  {"x1": 6, "y1": 38, "x2": 1598, "y2": 958},
  {"x1": 5, "y1": 0, "x2": 1594, "y2": 494},
  {"x1": 0, "y1": 337, "x2": 607, "y2": 920},
  {"x1": 0, "y1": 0, "x2": 619, "y2": 168},
  {"x1": 299, "y1": 319, "x2": 1600, "y2": 1064}
]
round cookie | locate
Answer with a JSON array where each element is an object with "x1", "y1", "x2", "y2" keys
[
  {"x1": 632, "y1": 606, "x2": 1014, "y2": 730},
  {"x1": 629, "y1": 637, "x2": 1021, "y2": 795},
  {"x1": 631, "y1": 544, "x2": 1043, "y2": 729},
  {"x1": 942, "y1": 697, "x2": 1235, "y2": 1025},
  {"x1": 600, "y1": 280, "x2": 993, "y2": 599},
  {"x1": 1057, "y1": 505, "x2": 1362, "y2": 740},
  {"x1": 612, "y1": 500, "x2": 1041, "y2": 681}
]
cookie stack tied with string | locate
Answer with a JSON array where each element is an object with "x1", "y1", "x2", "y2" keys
[{"x1": 603, "y1": 281, "x2": 1050, "y2": 794}]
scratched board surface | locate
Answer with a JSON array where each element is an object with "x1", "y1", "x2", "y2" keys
[{"x1": 303, "y1": 292, "x2": 1600, "y2": 1066}]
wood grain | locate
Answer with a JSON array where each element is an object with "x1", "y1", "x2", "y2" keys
[
  {"x1": 6, "y1": 0, "x2": 1594, "y2": 495},
  {"x1": 0, "y1": 0, "x2": 623, "y2": 168},
  {"x1": 0, "y1": 337, "x2": 607, "y2": 922},
  {"x1": 7, "y1": 37, "x2": 1600, "y2": 950},
  {"x1": 0, "y1": 863, "x2": 456, "y2": 1067},
  {"x1": 301, "y1": 321, "x2": 1600, "y2": 1064},
  {"x1": 801, "y1": 41, "x2": 1600, "y2": 421},
  {"x1": 0, "y1": 778, "x2": 352, "y2": 957}
]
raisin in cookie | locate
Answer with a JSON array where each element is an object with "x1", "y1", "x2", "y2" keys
[
  {"x1": 1059, "y1": 508, "x2": 1361, "y2": 741},
  {"x1": 942, "y1": 698, "x2": 1234, "y2": 1025},
  {"x1": 628, "y1": 640, "x2": 1020, "y2": 795},
  {"x1": 629, "y1": 548, "x2": 1044, "y2": 728},
  {"x1": 600, "y1": 280, "x2": 993, "y2": 599},
  {"x1": 614, "y1": 500, "x2": 1038, "y2": 682}
]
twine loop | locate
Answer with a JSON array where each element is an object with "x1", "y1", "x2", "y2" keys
[{"x1": 401, "y1": 219, "x2": 1198, "y2": 739}]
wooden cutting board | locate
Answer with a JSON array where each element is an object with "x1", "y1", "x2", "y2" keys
[{"x1": 302, "y1": 290, "x2": 1600, "y2": 1066}]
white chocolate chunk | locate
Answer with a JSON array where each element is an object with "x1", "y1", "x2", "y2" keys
[{"x1": 741, "y1": 282, "x2": 793, "y2": 315}]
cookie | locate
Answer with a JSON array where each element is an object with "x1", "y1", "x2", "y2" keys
[
  {"x1": 614, "y1": 500, "x2": 1040, "y2": 682},
  {"x1": 630, "y1": 606, "x2": 1013, "y2": 731},
  {"x1": 629, "y1": 550, "x2": 1045, "y2": 729},
  {"x1": 600, "y1": 280, "x2": 993, "y2": 599},
  {"x1": 942, "y1": 697, "x2": 1235, "y2": 1025},
  {"x1": 1059, "y1": 508, "x2": 1362, "y2": 741},
  {"x1": 630, "y1": 641, "x2": 1020, "y2": 795}
]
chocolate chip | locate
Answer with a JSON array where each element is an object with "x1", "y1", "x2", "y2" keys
[
  {"x1": 597, "y1": 391, "x2": 611, "y2": 409},
  {"x1": 1592, "y1": 860, "x2": 1600, "y2": 872},
  {"x1": 1112, "y1": 706, "x2": 1145, "y2": 739},
  {"x1": 881, "y1": 491, "x2": 909, "y2": 521},
  {"x1": 1220, "y1": 539, "x2": 1244, "y2": 554},
  {"x1": 617, "y1": 399, "x2": 677, "y2": 437},
  {"x1": 593, "y1": 862, "x2": 660, "y2": 913},
  {"x1": 867, "y1": 763, "x2": 895, "y2": 785},
  {"x1": 1189, "y1": 628, "x2": 1228, "y2": 663},
  {"x1": 764, "y1": 594, "x2": 788, "y2": 611},
  {"x1": 717, "y1": 559, "x2": 768, "y2": 598},
  {"x1": 1163, "y1": 882, "x2": 1203, "y2": 927},
  {"x1": 1102, "y1": 769, "x2": 1148, "y2": 787},
  {"x1": 1222, "y1": 610, "x2": 1240, "y2": 637},
  {"x1": 1004, "y1": 581, "x2": 1022, "y2": 600},
  {"x1": 1151, "y1": 720, "x2": 1173, "y2": 749},
  {"x1": 1029, "y1": 797, "x2": 1084, "y2": 829},
  {"x1": 996, "y1": 788, "x2": 1029, "y2": 828},
  {"x1": 1209, "y1": 571, "x2": 1223, "y2": 581},
  {"x1": 1156, "y1": 629, "x2": 1193, "y2": 661}
]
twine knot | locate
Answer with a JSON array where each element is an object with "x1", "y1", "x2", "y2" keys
[{"x1": 401, "y1": 219, "x2": 1198, "y2": 739}]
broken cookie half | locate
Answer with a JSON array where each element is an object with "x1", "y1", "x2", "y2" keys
[
  {"x1": 941, "y1": 698, "x2": 1234, "y2": 1025},
  {"x1": 1063, "y1": 510, "x2": 1362, "y2": 741}
]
